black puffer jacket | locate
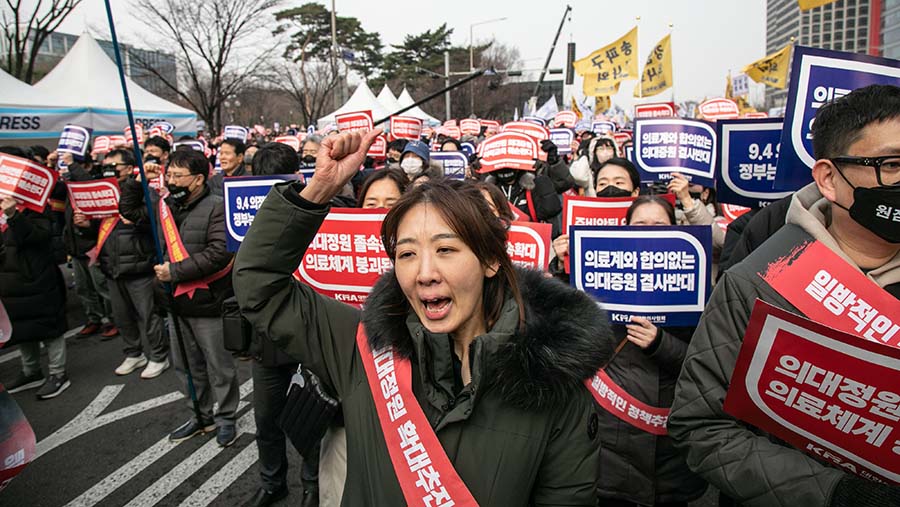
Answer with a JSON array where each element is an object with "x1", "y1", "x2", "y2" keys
[
  {"x1": 0, "y1": 209, "x2": 67, "y2": 344},
  {"x1": 596, "y1": 326, "x2": 708, "y2": 505},
  {"x1": 487, "y1": 171, "x2": 564, "y2": 237},
  {"x1": 99, "y1": 177, "x2": 156, "y2": 279}
]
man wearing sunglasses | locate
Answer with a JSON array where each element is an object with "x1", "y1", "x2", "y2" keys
[{"x1": 669, "y1": 84, "x2": 900, "y2": 507}]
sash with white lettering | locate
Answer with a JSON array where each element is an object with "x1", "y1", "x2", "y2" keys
[
  {"x1": 86, "y1": 216, "x2": 120, "y2": 266},
  {"x1": 355, "y1": 325, "x2": 478, "y2": 507},
  {"x1": 159, "y1": 199, "x2": 233, "y2": 299},
  {"x1": 759, "y1": 239, "x2": 900, "y2": 348},
  {"x1": 585, "y1": 369, "x2": 669, "y2": 436}
]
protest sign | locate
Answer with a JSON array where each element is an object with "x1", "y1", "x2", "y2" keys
[
  {"x1": 273, "y1": 136, "x2": 300, "y2": 151},
  {"x1": 480, "y1": 120, "x2": 501, "y2": 135},
  {"x1": 124, "y1": 124, "x2": 144, "y2": 147},
  {"x1": 554, "y1": 111, "x2": 577, "y2": 128},
  {"x1": 460, "y1": 142, "x2": 476, "y2": 158},
  {"x1": 57, "y1": 124, "x2": 92, "y2": 158},
  {"x1": 732, "y1": 73, "x2": 751, "y2": 97},
  {"x1": 613, "y1": 131, "x2": 633, "y2": 152},
  {"x1": 743, "y1": 112, "x2": 769, "y2": 119},
  {"x1": 224, "y1": 175, "x2": 300, "y2": 251},
  {"x1": 431, "y1": 152, "x2": 468, "y2": 180},
  {"x1": 522, "y1": 116, "x2": 547, "y2": 126},
  {"x1": 698, "y1": 98, "x2": 740, "y2": 121},
  {"x1": 438, "y1": 126, "x2": 462, "y2": 139},
  {"x1": 293, "y1": 208, "x2": 391, "y2": 307},
  {"x1": 591, "y1": 120, "x2": 617, "y2": 135},
  {"x1": 0, "y1": 385, "x2": 36, "y2": 493},
  {"x1": 459, "y1": 119, "x2": 481, "y2": 136},
  {"x1": 152, "y1": 121, "x2": 175, "y2": 135},
  {"x1": 107, "y1": 135, "x2": 127, "y2": 149},
  {"x1": 724, "y1": 300, "x2": 900, "y2": 485},
  {"x1": 722, "y1": 204, "x2": 752, "y2": 223},
  {"x1": 717, "y1": 118, "x2": 793, "y2": 208},
  {"x1": 633, "y1": 118, "x2": 717, "y2": 186},
  {"x1": 390, "y1": 116, "x2": 423, "y2": 140},
  {"x1": 570, "y1": 225, "x2": 712, "y2": 326},
  {"x1": 0, "y1": 154, "x2": 57, "y2": 212},
  {"x1": 574, "y1": 119, "x2": 593, "y2": 132},
  {"x1": 66, "y1": 178, "x2": 120, "y2": 218},
  {"x1": 507, "y1": 221, "x2": 551, "y2": 270},
  {"x1": 368, "y1": 135, "x2": 387, "y2": 158},
  {"x1": 500, "y1": 121, "x2": 550, "y2": 142},
  {"x1": 443, "y1": 119, "x2": 457, "y2": 127},
  {"x1": 549, "y1": 128, "x2": 575, "y2": 155},
  {"x1": 336, "y1": 110, "x2": 373, "y2": 133},
  {"x1": 91, "y1": 136, "x2": 112, "y2": 157},
  {"x1": 775, "y1": 46, "x2": 900, "y2": 191},
  {"x1": 477, "y1": 132, "x2": 539, "y2": 172},
  {"x1": 174, "y1": 140, "x2": 205, "y2": 152},
  {"x1": 0, "y1": 300, "x2": 10, "y2": 345},
  {"x1": 297, "y1": 165, "x2": 315, "y2": 183},
  {"x1": 224, "y1": 125, "x2": 249, "y2": 141}
]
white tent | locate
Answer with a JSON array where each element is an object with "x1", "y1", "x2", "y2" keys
[
  {"x1": 397, "y1": 87, "x2": 440, "y2": 125},
  {"x1": 376, "y1": 85, "x2": 403, "y2": 116},
  {"x1": 317, "y1": 81, "x2": 392, "y2": 130},
  {"x1": 1, "y1": 33, "x2": 196, "y2": 142}
]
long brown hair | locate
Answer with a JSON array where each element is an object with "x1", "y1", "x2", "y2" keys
[{"x1": 380, "y1": 180, "x2": 525, "y2": 331}]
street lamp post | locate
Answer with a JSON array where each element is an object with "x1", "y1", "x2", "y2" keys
[{"x1": 468, "y1": 17, "x2": 507, "y2": 117}]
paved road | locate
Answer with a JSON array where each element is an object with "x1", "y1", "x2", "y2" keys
[{"x1": 0, "y1": 267, "x2": 719, "y2": 506}]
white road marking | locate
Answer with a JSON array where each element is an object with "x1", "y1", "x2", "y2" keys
[
  {"x1": 0, "y1": 326, "x2": 83, "y2": 365},
  {"x1": 178, "y1": 425, "x2": 260, "y2": 507}
]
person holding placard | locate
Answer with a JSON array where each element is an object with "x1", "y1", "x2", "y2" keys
[
  {"x1": 669, "y1": 85, "x2": 900, "y2": 506},
  {"x1": 234, "y1": 129, "x2": 613, "y2": 506}
]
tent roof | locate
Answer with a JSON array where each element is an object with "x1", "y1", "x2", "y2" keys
[
  {"x1": 0, "y1": 68, "x2": 60, "y2": 106},
  {"x1": 397, "y1": 87, "x2": 440, "y2": 124},
  {"x1": 376, "y1": 85, "x2": 403, "y2": 115},
  {"x1": 32, "y1": 33, "x2": 194, "y2": 114},
  {"x1": 318, "y1": 81, "x2": 391, "y2": 128}
]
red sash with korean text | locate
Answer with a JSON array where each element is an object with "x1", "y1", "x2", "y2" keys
[
  {"x1": 585, "y1": 370, "x2": 669, "y2": 436},
  {"x1": 86, "y1": 216, "x2": 120, "y2": 265},
  {"x1": 355, "y1": 325, "x2": 478, "y2": 507},
  {"x1": 159, "y1": 200, "x2": 233, "y2": 299},
  {"x1": 759, "y1": 239, "x2": 900, "y2": 348}
]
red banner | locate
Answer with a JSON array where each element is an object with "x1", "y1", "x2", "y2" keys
[
  {"x1": 124, "y1": 124, "x2": 144, "y2": 146},
  {"x1": 0, "y1": 385, "x2": 36, "y2": 492},
  {"x1": 459, "y1": 119, "x2": 481, "y2": 136},
  {"x1": 66, "y1": 178, "x2": 121, "y2": 218},
  {"x1": 0, "y1": 299, "x2": 10, "y2": 346},
  {"x1": 293, "y1": 208, "x2": 391, "y2": 307},
  {"x1": 634, "y1": 102, "x2": 676, "y2": 119},
  {"x1": 507, "y1": 221, "x2": 551, "y2": 270},
  {"x1": 0, "y1": 154, "x2": 57, "y2": 213},
  {"x1": 368, "y1": 135, "x2": 387, "y2": 159},
  {"x1": 500, "y1": 121, "x2": 550, "y2": 142},
  {"x1": 480, "y1": 120, "x2": 501, "y2": 135},
  {"x1": 698, "y1": 98, "x2": 740, "y2": 121},
  {"x1": 91, "y1": 136, "x2": 112, "y2": 156},
  {"x1": 390, "y1": 116, "x2": 424, "y2": 140},
  {"x1": 760, "y1": 240, "x2": 900, "y2": 348},
  {"x1": 160, "y1": 200, "x2": 232, "y2": 299},
  {"x1": 438, "y1": 126, "x2": 461, "y2": 139},
  {"x1": 724, "y1": 300, "x2": 900, "y2": 485},
  {"x1": 586, "y1": 369, "x2": 669, "y2": 436},
  {"x1": 336, "y1": 110, "x2": 373, "y2": 132},
  {"x1": 274, "y1": 136, "x2": 301, "y2": 151},
  {"x1": 554, "y1": 111, "x2": 578, "y2": 128},
  {"x1": 477, "y1": 132, "x2": 539, "y2": 172}
]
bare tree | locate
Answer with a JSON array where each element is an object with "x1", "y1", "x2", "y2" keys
[
  {"x1": 274, "y1": 58, "x2": 342, "y2": 128},
  {"x1": 129, "y1": 0, "x2": 280, "y2": 133},
  {"x1": 2, "y1": 0, "x2": 83, "y2": 82}
]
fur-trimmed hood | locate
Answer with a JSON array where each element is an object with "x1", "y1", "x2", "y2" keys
[{"x1": 362, "y1": 267, "x2": 614, "y2": 411}]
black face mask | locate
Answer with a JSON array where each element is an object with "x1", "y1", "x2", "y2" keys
[
  {"x1": 101, "y1": 168, "x2": 118, "y2": 179},
  {"x1": 301, "y1": 155, "x2": 316, "y2": 165},
  {"x1": 597, "y1": 185, "x2": 633, "y2": 198},
  {"x1": 834, "y1": 167, "x2": 900, "y2": 243},
  {"x1": 167, "y1": 183, "x2": 191, "y2": 203},
  {"x1": 493, "y1": 169, "x2": 518, "y2": 186}
]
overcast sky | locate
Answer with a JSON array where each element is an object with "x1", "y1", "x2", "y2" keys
[{"x1": 58, "y1": 0, "x2": 768, "y2": 110}]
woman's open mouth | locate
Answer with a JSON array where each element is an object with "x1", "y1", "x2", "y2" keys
[{"x1": 422, "y1": 297, "x2": 452, "y2": 320}]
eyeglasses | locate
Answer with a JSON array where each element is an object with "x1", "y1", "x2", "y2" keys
[
  {"x1": 100, "y1": 163, "x2": 131, "y2": 172},
  {"x1": 830, "y1": 155, "x2": 900, "y2": 187},
  {"x1": 165, "y1": 172, "x2": 197, "y2": 181}
]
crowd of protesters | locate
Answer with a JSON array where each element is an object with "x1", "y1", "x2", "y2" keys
[{"x1": 1, "y1": 82, "x2": 898, "y2": 507}]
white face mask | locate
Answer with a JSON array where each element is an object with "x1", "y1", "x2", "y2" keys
[{"x1": 401, "y1": 158, "x2": 423, "y2": 175}]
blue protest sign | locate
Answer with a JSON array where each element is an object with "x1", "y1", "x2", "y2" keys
[
  {"x1": 460, "y1": 142, "x2": 476, "y2": 158},
  {"x1": 570, "y1": 225, "x2": 712, "y2": 326},
  {"x1": 224, "y1": 175, "x2": 301, "y2": 251},
  {"x1": 549, "y1": 128, "x2": 575, "y2": 155},
  {"x1": 224, "y1": 125, "x2": 249, "y2": 141},
  {"x1": 57, "y1": 124, "x2": 92, "y2": 158},
  {"x1": 152, "y1": 121, "x2": 175, "y2": 134},
  {"x1": 717, "y1": 118, "x2": 793, "y2": 208},
  {"x1": 430, "y1": 151, "x2": 468, "y2": 180},
  {"x1": 591, "y1": 120, "x2": 616, "y2": 135},
  {"x1": 174, "y1": 140, "x2": 204, "y2": 152},
  {"x1": 307, "y1": 125, "x2": 316, "y2": 135},
  {"x1": 522, "y1": 116, "x2": 547, "y2": 126},
  {"x1": 297, "y1": 164, "x2": 315, "y2": 182},
  {"x1": 775, "y1": 46, "x2": 900, "y2": 191},
  {"x1": 574, "y1": 120, "x2": 592, "y2": 132},
  {"x1": 633, "y1": 118, "x2": 717, "y2": 186}
]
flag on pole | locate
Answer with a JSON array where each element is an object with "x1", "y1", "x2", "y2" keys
[
  {"x1": 634, "y1": 34, "x2": 673, "y2": 98},
  {"x1": 742, "y1": 43, "x2": 792, "y2": 89},
  {"x1": 595, "y1": 95, "x2": 612, "y2": 115},
  {"x1": 798, "y1": 0, "x2": 838, "y2": 10},
  {"x1": 571, "y1": 97, "x2": 583, "y2": 120},
  {"x1": 575, "y1": 27, "x2": 639, "y2": 97}
]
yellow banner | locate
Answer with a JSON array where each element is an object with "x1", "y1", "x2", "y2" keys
[
  {"x1": 634, "y1": 34, "x2": 672, "y2": 98},
  {"x1": 571, "y1": 97, "x2": 583, "y2": 120},
  {"x1": 798, "y1": 0, "x2": 837, "y2": 10},
  {"x1": 575, "y1": 27, "x2": 638, "y2": 96},
  {"x1": 595, "y1": 94, "x2": 612, "y2": 114},
  {"x1": 742, "y1": 44, "x2": 792, "y2": 89}
]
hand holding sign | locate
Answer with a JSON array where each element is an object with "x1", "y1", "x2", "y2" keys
[
  {"x1": 666, "y1": 173, "x2": 696, "y2": 209},
  {"x1": 625, "y1": 316, "x2": 658, "y2": 349},
  {"x1": 302, "y1": 130, "x2": 381, "y2": 205}
]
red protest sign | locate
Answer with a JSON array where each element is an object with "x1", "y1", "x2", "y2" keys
[
  {"x1": 390, "y1": 116, "x2": 424, "y2": 140},
  {"x1": 0, "y1": 299, "x2": 10, "y2": 346},
  {"x1": 698, "y1": 98, "x2": 740, "y2": 121},
  {"x1": 722, "y1": 203, "x2": 752, "y2": 223},
  {"x1": 293, "y1": 208, "x2": 391, "y2": 307},
  {"x1": 554, "y1": 111, "x2": 578, "y2": 128},
  {"x1": 759, "y1": 240, "x2": 900, "y2": 349},
  {"x1": 500, "y1": 121, "x2": 550, "y2": 142},
  {"x1": 443, "y1": 119, "x2": 457, "y2": 127},
  {"x1": 480, "y1": 120, "x2": 501, "y2": 134},
  {"x1": 368, "y1": 135, "x2": 387, "y2": 158},
  {"x1": 124, "y1": 124, "x2": 144, "y2": 146},
  {"x1": 634, "y1": 102, "x2": 676, "y2": 119},
  {"x1": 0, "y1": 154, "x2": 57, "y2": 213},
  {"x1": 438, "y1": 126, "x2": 461, "y2": 139},
  {"x1": 0, "y1": 385, "x2": 37, "y2": 492},
  {"x1": 743, "y1": 111, "x2": 769, "y2": 119},
  {"x1": 477, "y1": 132, "x2": 539, "y2": 172},
  {"x1": 91, "y1": 136, "x2": 112, "y2": 156},
  {"x1": 459, "y1": 119, "x2": 481, "y2": 136},
  {"x1": 724, "y1": 300, "x2": 900, "y2": 485},
  {"x1": 108, "y1": 135, "x2": 128, "y2": 148},
  {"x1": 613, "y1": 131, "x2": 633, "y2": 152},
  {"x1": 507, "y1": 221, "x2": 551, "y2": 270},
  {"x1": 274, "y1": 136, "x2": 301, "y2": 151},
  {"x1": 66, "y1": 178, "x2": 121, "y2": 218},
  {"x1": 335, "y1": 110, "x2": 373, "y2": 133}
]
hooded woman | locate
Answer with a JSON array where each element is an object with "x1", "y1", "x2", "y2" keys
[
  {"x1": 234, "y1": 130, "x2": 613, "y2": 506},
  {"x1": 570, "y1": 137, "x2": 620, "y2": 196}
]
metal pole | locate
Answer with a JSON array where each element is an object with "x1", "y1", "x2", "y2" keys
[
  {"x1": 469, "y1": 25, "x2": 474, "y2": 117},
  {"x1": 532, "y1": 5, "x2": 572, "y2": 99},
  {"x1": 103, "y1": 0, "x2": 203, "y2": 424},
  {"x1": 374, "y1": 68, "x2": 489, "y2": 127},
  {"x1": 444, "y1": 51, "x2": 451, "y2": 120},
  {"x1": 330, "y1": 0, "x2": 340, "y2": 109}
]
